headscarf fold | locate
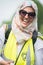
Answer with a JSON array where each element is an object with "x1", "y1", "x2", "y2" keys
[{"x1": 12, "y1": 0, "x2": 38, "y2": 43}]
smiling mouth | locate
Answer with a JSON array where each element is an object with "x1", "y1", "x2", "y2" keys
[
  {"x1": 24, "y1": 19, "x2": 29, "y2": 22},
  {"x1": 22, "y1": 20, "x2": 29, "y2": 26},
  {"x1": 23, "y1": 19, "x2": 30, "y2": 24}
]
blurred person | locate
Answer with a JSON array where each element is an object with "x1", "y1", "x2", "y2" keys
[{"x1": 0, "y1": 0, "x2": 43, "y2": 65}]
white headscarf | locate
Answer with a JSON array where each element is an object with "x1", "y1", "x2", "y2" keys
[{"x1": 12, "y1": 0, "x2": 38, "y2": 43}]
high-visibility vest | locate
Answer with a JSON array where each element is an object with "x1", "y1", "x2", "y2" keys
[{"x1": 4, "y1": 31, "x2": 35, "y2": 65}]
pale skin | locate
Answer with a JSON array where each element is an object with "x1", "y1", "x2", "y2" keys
[
  {"x1": 19, "y1": 6, "x2": 35, "y2": 28},
  {"x1": 0, "y1": 7, "x2": 35, "y2": 65},
  {"x1": 0, "y1": 60, "x2": 13, "y2": 65}
]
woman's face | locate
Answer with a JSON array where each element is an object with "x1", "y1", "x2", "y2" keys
[{"x1": 19, "y1": 6, "x2": 36, "y2": 28}]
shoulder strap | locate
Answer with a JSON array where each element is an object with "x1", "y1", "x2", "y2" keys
[
  {"x1": 4, "y1": 24, "x2": 11, "y2": 44},
  {"x1": 5, "y1": 28, "x2": 38, "y2": 45},
  {"x1": 32, "y1": 30, "x2": 38, "y2": 45}
]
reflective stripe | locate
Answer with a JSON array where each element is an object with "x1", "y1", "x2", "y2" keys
[
  {"x1": 4, "y1": 31, "x2": 35, "y2": 65},
  {"x1": 38, "y1": 36, "x2": 43, "y2": 40},
  {"x1": 30, "y1": 39, "x2": 35, "y2": 65}
]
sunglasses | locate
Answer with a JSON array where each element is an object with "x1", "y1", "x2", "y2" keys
[{"x1": 19, "y1": 10, "x2": 36, "y2": 18}]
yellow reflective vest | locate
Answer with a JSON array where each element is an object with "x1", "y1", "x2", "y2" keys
[{"x1": 4, "y1": 31, "x2": 35, "y2": 65}]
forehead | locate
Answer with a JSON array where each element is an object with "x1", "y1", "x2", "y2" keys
[{"x1": 22, "y1": 6, "x2": 35, "y2": 12}]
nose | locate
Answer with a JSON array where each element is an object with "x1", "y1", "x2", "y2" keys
[{"x1": 24, "y1": 14, "x2": 29, "y2": 18}]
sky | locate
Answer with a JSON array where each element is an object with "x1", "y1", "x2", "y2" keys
[
  {"x1": 0, "y1": 0, "x2": 43, "y2": 25},
  {"x1": 0, "y1": 0, "x2": 24, "y2": 25}
]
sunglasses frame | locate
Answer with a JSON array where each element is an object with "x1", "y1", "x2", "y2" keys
[{"x1": 19, "y1": 10, "x2": 36, "y2": 18}]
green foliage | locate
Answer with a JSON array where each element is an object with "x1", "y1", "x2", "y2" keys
[
  {"x1": 33, "y1": 0, "x2": 43, "y2": 34},
  {"x1": 3, "y1": 0, "x2": 43, "y2": 34}
]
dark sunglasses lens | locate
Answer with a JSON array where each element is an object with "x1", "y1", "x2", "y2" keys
[
  {"x1": 19, "y1": 10, "x2": 27, "y2": 16},
  {"x1": 19, "y1": 10, "x2": 36, "y2": 17},
  {"x1": 28, "y1": 12, "x2": 36, "y2": 17}
]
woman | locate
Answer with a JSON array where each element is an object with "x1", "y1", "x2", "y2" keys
[{"x1": 0, "y1": 0, "x2": 43, "y2": 65}]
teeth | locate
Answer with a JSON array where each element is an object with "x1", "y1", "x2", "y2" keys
[{"x1": 24, "y1": 20, "x2": 28, "y2": 22}]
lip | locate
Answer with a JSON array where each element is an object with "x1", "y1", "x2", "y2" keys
[
  {"x1": 22, "y1": 21, "x2": 29, "y2": 25},
  {"x1": 24, "y1": 19, "x2": 29, "y2": 23}
]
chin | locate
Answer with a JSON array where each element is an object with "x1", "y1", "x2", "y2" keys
[
  {"x1": 21, "y1": 22, "x2": 29, "y2": 28},
  {"x1": 21, "y1": 24, "x2": 28, "y2": 28}
]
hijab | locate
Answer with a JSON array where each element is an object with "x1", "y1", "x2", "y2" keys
[{"x1": 12, "y1": 0, "x2": 38, "y2": 43}]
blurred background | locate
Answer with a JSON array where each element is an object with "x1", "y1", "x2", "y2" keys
[{"x1": 0, "y1": 0, "x2": 43, "y2": 34}]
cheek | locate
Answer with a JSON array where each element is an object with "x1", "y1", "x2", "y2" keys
[
  {"x1": 19, "y1": 15, "x2": 24, "y2": 21},
  {"x1": 30, "y1": 18, "x2": 34, "y2": 22}
]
